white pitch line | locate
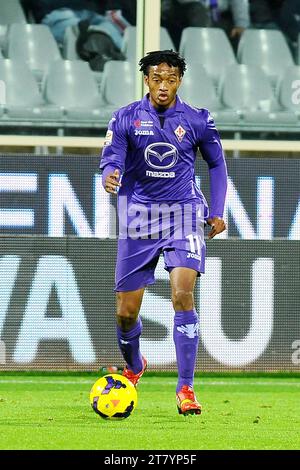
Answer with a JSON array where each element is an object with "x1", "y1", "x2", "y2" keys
[
  {"x1": 0, "y1": 379, "x2": 299, "y2": 387},
  {"x1": 0, "y1": 379, "x2": 93, "y2": 385}
]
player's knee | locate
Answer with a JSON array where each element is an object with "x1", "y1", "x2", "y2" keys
[
  {"x1": 116, "y1": 314, "x2": 137, "y2": 331},
  {"x1": 172, "y1": 289, "x2": 194, "y2": 311},
  {"x1": 116, "y1": 295, "x2": 140, "y2": 330}
]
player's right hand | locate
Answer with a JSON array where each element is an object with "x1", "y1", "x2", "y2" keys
[
  {"x1": 104, "y1": 169, "x2": 122, "y2": 194},
  {"x1": 207, "y1": 216, "x2": 226, "y2": 239}
]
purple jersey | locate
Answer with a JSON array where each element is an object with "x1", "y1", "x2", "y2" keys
[{"x1": 100, "y1": 94, "x2": 227, "y2": 218}]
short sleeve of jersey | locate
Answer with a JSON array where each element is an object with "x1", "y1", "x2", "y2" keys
[{"x1": 100, "y1": 111, "x2": 128, "y2": 172}]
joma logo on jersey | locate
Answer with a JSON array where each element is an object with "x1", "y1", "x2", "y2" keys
[{"x1": 134, "y1": 130, "x2": 154, "y2": 136}]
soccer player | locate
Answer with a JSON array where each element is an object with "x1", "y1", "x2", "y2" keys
[{"x1": 100, "y1": 50, "x2": 227, "y2": 415}]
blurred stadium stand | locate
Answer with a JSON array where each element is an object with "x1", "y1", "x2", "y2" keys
[
  {"x1": 100, "y1": 60, "x2": 135, "y2": 110},
  {"x1": 237, "y1": 29, "x2": 294, "y2": 85},
  {"x1": 0, "y1": 58, "x2": 62, "y2": 121},
  {"x1": 43, "y1": 60, "x2": 102, "y2": 121},
  {"x1": 179, "y1": 62, "x2": 239, "y2": 126},
  {"x1": 0, "y1": 0, "x2": 26, "y2": 25},
  {"x1": 0, "y1": 0, "x2": 299, "y2": 150},
  {"x1": 220, "y1": 64, "x2": 298, "y2": 129},
  {"x1": 62, "y1": 25, "x2": 80, "y2": 60},
  {"x1": 5, "y1": 24, "x2": 61, "y2": 81},
  {"x1": 122, "y1": 25, "x2": 174, "y2": 62},
  {"x1": 0, "y1": 0, "x2": 26, "y2": 49},
  {"x1": 179, "y1": 27, "x2": 236, "y2": 86},
  {"x1": 277, "y1": 66, "x2": 300, "y2": 117}
]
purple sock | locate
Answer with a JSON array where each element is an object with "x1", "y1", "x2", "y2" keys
[
  {"x1": 173, "y1": 309, "x2": 199, "y2": 393},
  {"x1": 117, "y1": 317, "x2": 143, "y2": 374}
]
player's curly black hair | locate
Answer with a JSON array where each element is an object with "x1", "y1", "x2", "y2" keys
[{"x1": 139, "y1": 50, "x2": 186, "y2": 77}]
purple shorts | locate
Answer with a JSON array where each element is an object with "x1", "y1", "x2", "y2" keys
[{"x1": 115, "y1": 200, "x2": 207, "y2": 292}]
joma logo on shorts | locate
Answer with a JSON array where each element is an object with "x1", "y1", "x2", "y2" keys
[
  {"x1": 187, "y1": 252, "x2": 201, "y2": 261},
  {"x1": 146, "y1": 170, "x2": 175, "y2": 178}
]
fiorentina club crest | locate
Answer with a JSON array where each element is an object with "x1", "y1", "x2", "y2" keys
[{"x1": 174, "y1": 125, "x2": 186, "y2": 142}]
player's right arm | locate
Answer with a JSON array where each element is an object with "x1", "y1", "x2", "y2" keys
[{"x1": 100, "y1": 112, "x2": 128, "y2": 195}]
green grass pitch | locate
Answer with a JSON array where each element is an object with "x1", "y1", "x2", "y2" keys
[{"x1": 0, "y1": 373, "x2": 299, "y2": 450}]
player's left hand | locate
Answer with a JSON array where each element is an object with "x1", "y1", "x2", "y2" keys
[{"x1": 207, "y1": 217, "x2": 226, "y2": 239}]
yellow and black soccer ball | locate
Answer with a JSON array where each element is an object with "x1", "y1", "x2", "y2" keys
[{"x1": 90, "y1": 374, "x2": 137, "y2": 420}]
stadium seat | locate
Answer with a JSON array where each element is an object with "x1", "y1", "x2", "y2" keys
[
  {"x1": 122, "y1": 26, "x2": 175, "y2": 62},
  {"x1": 179, "y1": 62, "x2": 239, "y2": 125},
  {"x1": 0, "y1": 25, "x2": 5, "y2": 48},
  {"x1": 6, "y1": 24, "x2": 61, "y2": 80},
  {"x1": 0, "y1": 0, "x2": 26, "y2": 24},
  {"x1": 100, "y1": 60, "x2": 135, "y2": 111},
  {"x1": 43, "y1": 60, "x2": 103, "y2": 120},
  {"x1": 179, "y1": 27, "x2": 236, "y2": 84},
  {"x1": 0, "y1": 59, "x2": 62, "y2": 120},
  {"x1": 63, "y1": 25, "x2": 80, "y2": 60},
  {"x1": 62, "y1": 25, "x2": 103, "y2": 85},
  {"x1": 220, "y1": 64, "x2": 297, "y2": 125},
  {"x1": 276, "y1": 66, "x2": 300, "y2": 116},
  {"x1": 237, "y1": 29, "x2": 294, "y2": 85},
  {"x1": 64, "y1": 25, "x2": 174, "y2": 63},
  {"x1": 0, "y1": 0, "x2": 27, "y2": 50}
]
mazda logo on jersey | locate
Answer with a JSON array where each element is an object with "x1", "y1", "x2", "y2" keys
[{"x1": 144, "y1": 142, "x2": 178, "y2": 170}]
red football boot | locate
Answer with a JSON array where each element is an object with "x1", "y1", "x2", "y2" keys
[
  {"x1": 176, "y1": 385, "x2": 202, "y2": 416},
  {"x1": 122, "y1": 356, "x2": 147, "y2": 387}
]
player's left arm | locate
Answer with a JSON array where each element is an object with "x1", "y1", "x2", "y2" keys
[
  {"x1": 198, "y1": 110, "x2": 228, "y2": 239},
  {"x1": 100, "y1": 112, "x2": 128, "y2": 194}
]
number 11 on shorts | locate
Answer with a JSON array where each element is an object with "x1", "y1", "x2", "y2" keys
[{"x1": 186, "y1": 234, "x2": 202, "y2": 254}]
